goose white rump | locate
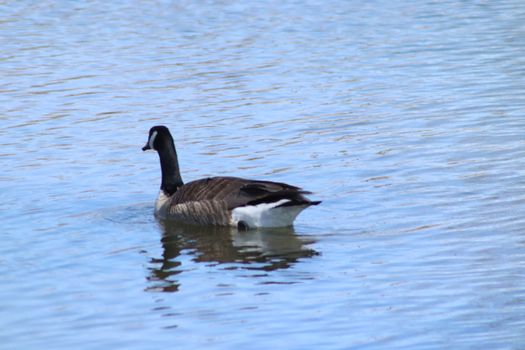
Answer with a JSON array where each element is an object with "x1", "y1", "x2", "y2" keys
[
  {"x1": 143, "y1": 125, "x2": 320, "y2": 229},
  {"x1": 231, "y1": 199, "x2": 310, "y2": 228}
]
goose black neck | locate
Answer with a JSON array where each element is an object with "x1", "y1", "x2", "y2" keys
[{"x1": 157, "y1": 138, "x2": 184, "y2": 196}]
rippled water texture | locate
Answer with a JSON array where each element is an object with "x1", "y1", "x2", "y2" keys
[{"x1": 2, "y1": 1, "x2": 525, "y2": 349}]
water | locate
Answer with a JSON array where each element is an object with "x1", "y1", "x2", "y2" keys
[{"x1": 2, "y1": 1, "x2": 525, "y2": 349}]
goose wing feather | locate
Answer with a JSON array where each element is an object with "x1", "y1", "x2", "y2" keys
[{"x1": 170, "y1": 176, "x2": 314, "y2": 210}]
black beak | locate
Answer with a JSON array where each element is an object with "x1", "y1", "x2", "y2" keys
[{"x1": 142, "y1": 142, "x2": 150, "y2": 151}]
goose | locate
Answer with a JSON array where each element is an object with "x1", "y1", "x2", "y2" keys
[{"x1": 142, "y1": 125, "x2": 321, "y2": 229}]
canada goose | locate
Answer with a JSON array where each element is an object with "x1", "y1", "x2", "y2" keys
[{"x1": 142, "y1": 125, "x2": 321, "y2": 229}]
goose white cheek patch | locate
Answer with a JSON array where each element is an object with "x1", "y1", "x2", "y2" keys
[{"x1": 149, "y1": 130, "x2": 158, "y2": 150}]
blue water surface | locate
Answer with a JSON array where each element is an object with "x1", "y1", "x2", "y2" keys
[{"x1": 1, "y1": 1, "x2": 525, "y2": 349}]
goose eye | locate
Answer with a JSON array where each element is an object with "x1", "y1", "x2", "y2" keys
[{"x1": 149, "y1": 130, "x2": 158, "y2": 150}]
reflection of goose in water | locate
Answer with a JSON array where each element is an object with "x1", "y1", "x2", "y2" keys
[{"x1": 146, "y1": 220, "x2": 318, "y2": 292}]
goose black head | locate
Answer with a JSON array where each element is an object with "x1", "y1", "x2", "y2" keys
[{"x1": 142, "y1": 125, "x2": 172, "y2": 151}]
